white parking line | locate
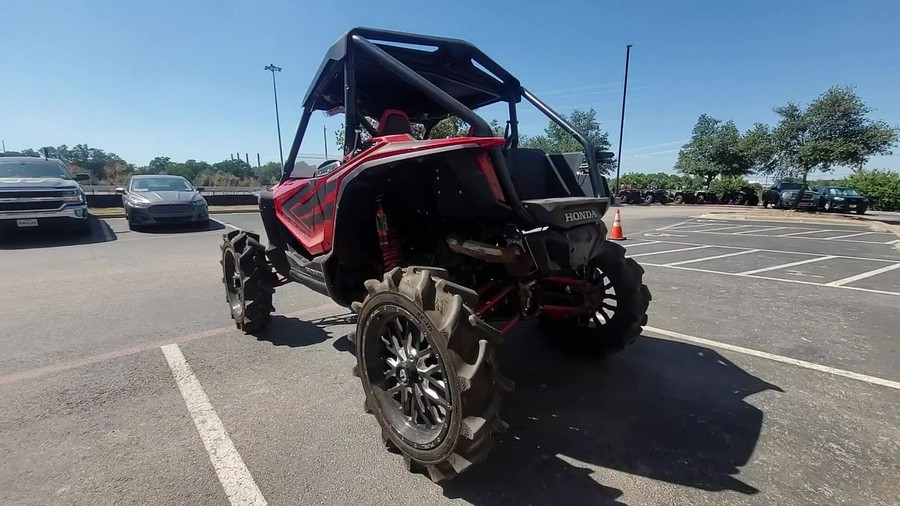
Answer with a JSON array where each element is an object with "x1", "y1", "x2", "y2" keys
[
  {"x1": 213, "y1": 219, "x2": 240, "y2": 231},
  {"x1": 825, "y1": 262, "x2": 900, "y2": 287},
  {"x1": 733, "y1": 226, "x2": 787, "y2": 235},
  {"x1": 775, "y1": 229, "x2": 831, "y2": 237},
  {"x1": 664, "y1": 222, "x2": 726, "y2": 231},
  {"x1": 628, "y1": 245, "x2": 711, "y2": 258},
  {"x1": 738, "y1": 256, "x2": 837, "y2": 275},
  {"x1": 688, "y1": 224, "x2": 754, "y2": 233},
  {"x1": 162, "y1": 344, "x2": 268, "y2": 506},
  {"x1": 640, "y1": 263, "x2": 900, "y2": 297},
  {"x1": 637, "y1": 237, "x2": 897, "y2": 263},
  {"x1": 665, "y1": 249, "x2": 759, "y2": 267},
  {"x1": 824, "y1": 231, "x2": 874, "y2": 240},
  {"x1": 682, "y1": 228, "x2": 889, "y2": 244},
  {"x1": 645, "y1": 326, "x2": 900, "y2": 390},
  {"x1": 623, "y1": 240, "x2": 661, "y2": 248}
]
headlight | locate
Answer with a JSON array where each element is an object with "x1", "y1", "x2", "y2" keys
[
  {"x1": 833, "y1": 197, "x2": 844, "y2": 201},
  {"x1": 192, "y1": 199, "x2": 207, "y2": 207},
  {"x1": 129, "y1": 198, "x2": 151, "y2": 208},
  {"x1": 62, "y1": 190, "x2": 85, "y2": 203}
]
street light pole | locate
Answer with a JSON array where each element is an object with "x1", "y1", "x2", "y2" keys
[
  {"x1": 614, "y1": 44, "x2": 633, "y2": 197},
  {"x1": 265, "y1": 64, "x2": 284, "y2": 166},
  {"x1": 323, "y1": 125, "x2": 328, "y2": 159}
]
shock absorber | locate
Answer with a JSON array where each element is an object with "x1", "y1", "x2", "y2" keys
[{"x1": 375, "y1": 196, "x2": 403, "y2": 271}]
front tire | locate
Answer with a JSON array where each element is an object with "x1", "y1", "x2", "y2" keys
[
  {"x1": 674, "y1": 195, "x2": 684, "y2": 205},
  {"x1": 221, "y1": 230, "x2": 275, "y2": 332},
  {"x1": 540, "y1": 242, "x2": 651, "y2": 355},
  {"x1": 824, "y1": 201, "x2": 833, "y2": 212},
  {"x1": 355, "y1": 267, "x2": 510, "y2": 482}
]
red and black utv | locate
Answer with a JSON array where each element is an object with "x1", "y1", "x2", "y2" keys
[{"x1": 221, "y1": 28, "x2": 651, "y2": 482}]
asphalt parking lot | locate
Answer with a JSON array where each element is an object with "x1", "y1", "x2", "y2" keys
[{"x1": 1, "y1": 207, "x2": 898, "y2": 505}]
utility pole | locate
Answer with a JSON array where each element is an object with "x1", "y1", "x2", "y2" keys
[
  {"x1": 1, "y1": 139, "x2": 5, "y2": 153},
  {"x1": 323, "y1": 125, "x2": 328, "y2": 158},
  {"x1": 614, "y1": 44, "x2": 633, "y2": 198},
  {"x1": 257, "y1": 153, "x2": 261, "y2": 168},
  {"x1": 265, "y1": 64, "x2": 284, "y2": 165}
]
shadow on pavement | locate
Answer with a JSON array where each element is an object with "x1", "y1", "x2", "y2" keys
[
  {"x1": 0, "y1": 218, "x2": 117, "y2": 249},
  {"x1": 442, "y1": 324, "x2": 782, "y2": 505},
  {"x1": 253, "y1": 312, "x2": 357, "y2": 348},
  {"x1": 128, "y1": 220, "x2": 225, "y2": 234}
]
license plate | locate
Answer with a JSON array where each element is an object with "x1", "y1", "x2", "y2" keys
[{"x1": 16, "y1": 219, "x2": 38, "y2": 228}]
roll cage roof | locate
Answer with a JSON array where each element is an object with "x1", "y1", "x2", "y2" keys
[{"x1": 285, "y1": 27, "x2": 606, "y2": 201}]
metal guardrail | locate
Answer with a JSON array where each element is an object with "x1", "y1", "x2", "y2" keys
[{"x1": 81, "y1": 186, "x2": 264, "y2": 195}]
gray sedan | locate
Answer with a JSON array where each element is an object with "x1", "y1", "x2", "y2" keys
[{"x1": 117, "y1": 175, "x2": 209, "y2": 230}]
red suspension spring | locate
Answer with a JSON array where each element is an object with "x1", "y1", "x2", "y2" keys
[{"x1": 375, "y1": 196, "x2": 404, "y2": 271}]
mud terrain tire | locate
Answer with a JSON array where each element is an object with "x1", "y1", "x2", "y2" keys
[
  {"x1": 541, "y1": 241, "x2": 651, "y2": 355},
  {"x1": 221, "y1": 230, "x2": 275, "y2": 332},
  {"x1": 354, "y1": 267, "x2": 512, "y2": 482}
]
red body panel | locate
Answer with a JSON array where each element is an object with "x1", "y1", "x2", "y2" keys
[{"x1": 273, "y1": 135, "x2": 504, "y2": 256}]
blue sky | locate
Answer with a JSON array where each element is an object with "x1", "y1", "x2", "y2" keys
[{"x1": 2, "y1": 0, "x2": 899, "y2": 176}]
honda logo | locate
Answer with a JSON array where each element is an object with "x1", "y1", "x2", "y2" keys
[{"x1": 563, "y1": 209, "x2": 599, "y2": 223}]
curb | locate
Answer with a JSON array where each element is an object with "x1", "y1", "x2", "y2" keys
[
  {"x1": 89, "y1": 208, "x2": 259, "y2": 219},
  {"x1": 696, "y1": 211, "x2": 900, "y2": 252}
]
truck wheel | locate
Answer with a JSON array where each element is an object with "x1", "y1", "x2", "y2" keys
[
  {"x1": 696, "y1": 195, "x2": 706, "y2": 205},
  {"x1": 355, "y1": 267, "x2": 510, "y2": 482},
  {"x1": 824, "y1": 201, "x2": 833, "y2": 212},
  {"x1": 674, "y1": 195, "x2": 684, "y2": 205},
  {"x1": 221, "y1": 230, "x2": 275, "y2": 332},
  {"x1": 540, "y1": 242, "x2": 651, "y2": 355},
  {"x1": 644, "y1": 194, "x2": 655, "y2": 205}
]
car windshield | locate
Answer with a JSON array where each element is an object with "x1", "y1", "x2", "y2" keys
[
  {"x1": 131, "y1": 177, "x2": 193, "y2": 192},
  {"x1": 0, "y1": 160, "x2": 70, "y2": 179},
  {"x1": 834, "y1": 188, "x2": 859, "y2": 196}
]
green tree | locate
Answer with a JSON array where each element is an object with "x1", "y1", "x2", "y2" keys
[
  {"x1": 429, "y1": 116, "x2": 469, "y2": 138},
  {"x1": 522, "y1": 108, "x2": 610, "y2": 154},
  {"x1": 766, "y1": 86, "x2": 898, "y2": 184},
  {"x1": 254, "y1": 161, "x2": 283, "y2": 185},
  {"x1": 675, "y1": 114, "x2": 754, "y2": 188},
  {"x1": 149, "y1": 156, "x2": 171, "y2": 174},
  {"x1": 845, "y1": 169, "x2": 900, "y2": 211}
]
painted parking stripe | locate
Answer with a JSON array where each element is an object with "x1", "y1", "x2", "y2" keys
[
  {"x1": 162, "y1": 344, "x2": 268, "y2": 506},
  {"x1": 212, "y1": 218, "x2": 241, "y2": 231},
  {"x1": 824, "y1": 231, "x2": 874, "y2": 240},
  {"x1": 686, "y1": 229, "x2": 885, "y2": 244},
  {"x1": 825, "y1": 262, "x2": 900, "y2": 287},
  {"x1": 775, "y1": 229, "x2": 833, "y2": 237},
  {"x1": 640, "y1": 263, "x2": 900, "y2": 297},
  {"x1": 645, "y1": 326, "x2": 900, "y2": 390},
  {"x1": 689, "y1": 224, "x2": 755, "y2": 233},
  {"x1": 733, "y1": 226, "x2": 787, "y2": 235},
  {"x1": 738, "y1": 256, "x2": 837, "y2": 275},
  {"x1": 665, "y1": 222, "x2": 729, "y2": 231},
  {"x1": 623, "y1": 240, "x2": 661, "y2": 248},
  {"x1": 628, "y1": 245, "x2": 711, "y2": 258},
  {"x1": 640, "y1": 237, "x2": 897, "y2": 263},
  {"x1": 665, "y1": 249, "x2": 759, "y2": 267}
]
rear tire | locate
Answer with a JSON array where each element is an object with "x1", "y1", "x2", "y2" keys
[
  {"x1": 696, "y1": 195, "x2": 706, "y2": 205},
  {"x1": 674, "y1": 195, "x2": 684, "y2": 205},
  {"x1": 540, "y1": 242, "x2": 651, "y2": 355},
  {"x1": 355, "y1": 267, "x2": 511, "y2": 482},
  {"x1": 644, "y1": 194, "x2": 655, "y2": 205},
  {"x1": 221, "y1": 230, "x2": 275, "y2": 332}
]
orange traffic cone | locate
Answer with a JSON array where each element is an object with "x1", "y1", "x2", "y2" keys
[{"x1": 609, "y1": 209, "x2": 626, "y2": 240}]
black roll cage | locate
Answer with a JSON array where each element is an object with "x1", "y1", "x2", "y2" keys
[{"x1": 282, "y1": 28, "x2": 606, "y2": 203}]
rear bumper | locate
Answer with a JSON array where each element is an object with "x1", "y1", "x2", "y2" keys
[{"x1": 0, "y1": 204, "x2": 89, "y2": 221}]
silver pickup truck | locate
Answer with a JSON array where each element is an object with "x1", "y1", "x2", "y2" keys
[{"x1": 0, "y1": 157, "x2": 91, "y2": 234}]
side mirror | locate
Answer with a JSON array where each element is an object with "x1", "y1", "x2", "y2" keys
[
  {"x1": 115, "y1": 187, "x2": 126, "y2": 195},
  {"x1": 195, "y1": 187, "x2": 206, "y2": 192},
  {"x1": 74, "y1": 173, "x2": 90, "y2": 182}
]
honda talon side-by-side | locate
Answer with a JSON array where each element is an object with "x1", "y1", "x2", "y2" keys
[{"x1": 221, "y1": 28, "x2": 651, "y2": 482}]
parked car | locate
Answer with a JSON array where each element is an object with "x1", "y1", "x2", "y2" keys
[
  {"x1": 814, "y1": 186, "x2": 869, "y2": 214},
  {"x1": 722, "y1": 186, "x2": 760, "y2": 206},
  {"x1": 617, "y1": 188, "x2": 644, "y2": 204},
  {"x1": 641, "y1": 188, "x2": 669, "y2": 204},
  {"x1": 694, "y1": 189, "x2": 719, "y2": 205},
  {"x1": 761, "y1": 182, "x2": 816, "y2": 209},
  {"x1": 671, "y1": 189, "x2": 698, "y2": 204},
  {"x1": 0, "y1": 156, "x2": 91, "y2": 234},
  {"x1": 118, "y1": 175, "x2": 209, "y2": 230}
]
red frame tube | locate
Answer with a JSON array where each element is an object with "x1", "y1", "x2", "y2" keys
[
  {"x1": 476, "y1": 283, "x2": 516, "y2": 316},
  {"x1": 541, "y1": 304, "x2": 593, "y2": 316},
  {"x1": 543, "y1": 276, "x2": 588, "y2": 286}
]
